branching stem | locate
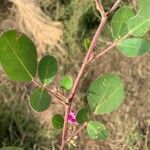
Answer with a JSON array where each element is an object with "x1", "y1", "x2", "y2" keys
[{"x1": 60, "y1": 0, "x2": 122, "y2": 149}]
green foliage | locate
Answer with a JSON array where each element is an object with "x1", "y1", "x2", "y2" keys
[
  {"x1": 127, "y1": 0, "x2": 150, "y2": 37},
  {"x1": 30, "y1": 88, "x2": 51, "y2": 112},
  {"x1": 0, "y1": 147, "x2": 23, "y2": 150},
  {"x1": 52, "y1": 114, "x2": 64, "y2": 129},
  {"x1": 111, "y1": 7, "x2": 134, "y2": 39},
  {"x1": 38, "y1": 55, "x2": 58, "y2": 85},
  {"x1": 128, "y1": 15, "x2": 149, "y2": 37},
  {"x1": 60, "y1": 75, "x2": 73, "y2": 90},
  {"x1": 111, "y1": 0, "x2": 150, "y2": 58},
  {"x1": 83, "y1": 38, "x2": 91, "y2": 50},
  {"x1": 87, "y1": 121, "x2": 108, "y2": 140},
  {"x1": 111, "y1": 0, "x2": 150, "y2": 38},
  {"x1": 0, "y1": 30, "x2": 37, "y2": 82},
  {"x1": 1, "y1": 0, "x2": 150, "y2": 146},
  {"x1": 87, "y1": 74, "x2": 124, "y2": 115},
  {"x1": 139, "y1": 0, "x2": 150, "y2": 18},
  {"x1": 118, "y1": 38, "x2": 150, "y2": 57},
  {"x1": 76, "y1": 107, "x2": 89, "y2": 124}
]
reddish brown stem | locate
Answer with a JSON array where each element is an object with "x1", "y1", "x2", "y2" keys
[
  {"x1": 68, "y1": 16, "x2": 107, "y2": 102},
  {"x1": 60, "y1": 104, "x2": 70, "y2": 150},
  {"x1": 90, "y1": 41, "x2": 117, "y2": 63},
  {"x1": 60, "y1": 16, "x2": 108, "y2": 150},
  {"x1": 60, "y1": 0, "x2": 122, "y2": 149},
  {"x1": 106, "y1": 0, "x2": 122, "y2": 16}
]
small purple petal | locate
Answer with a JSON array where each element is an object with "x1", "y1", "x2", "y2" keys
[{"x1": 67, "y1": 111, "x2": 77, "y2": 124}]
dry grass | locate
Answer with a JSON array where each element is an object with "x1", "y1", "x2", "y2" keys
[{"x1": 1, "y1": 0, "x2": 64, "y2": 55}]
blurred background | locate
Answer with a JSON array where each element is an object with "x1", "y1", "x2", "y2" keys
[{"x1": 0, "y1": 0, "x2": 150, "y2": 149}]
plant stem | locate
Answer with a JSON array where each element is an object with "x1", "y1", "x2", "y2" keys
[
  {"x1": 60, "y1": 104, "x2": 70, "y2": 150},
  {"x1": 60, "y1": 0, "x2": 122, "y2": 149},
  {"x1": 60, "y1": 14, "x2": 108, "y2": 150},
  {"x1": 68, "y1": 16, "x2": 108, "y2": 102},
  {"x1": 65, "y1": 123, "x2": 87, "y2": 144},
  {"x1": 106, "y1": 0, "x2": 122, "y2": 16},
  {"x1": 90, "y1": 41, "x2": 117, "y2": 63},
  {"x1": 32, "y1": 80, "x2": 66, "y2": 104}
]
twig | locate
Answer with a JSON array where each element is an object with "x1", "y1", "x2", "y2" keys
[
  {"x1": 60, "y1": 0, "x2": 123, "y2": 149},
  {"x1": 106, "y1": 0, "x2": 122, "y2": 16},
  {"x1": 65, "y1": 123, "x2": 87, "y2": 144},
  {"x1": 94, "y1": 0, "x2": 106, "y2": 17},
  {"x1": 91, "y1": 28, "x2": 130, "y2": 63},
  {"x1": 68, "y1": 13, "x2": 107, "y2": 102},
  {"x1": 60, "y1": 104, "x2": 70, "y2": 150},
  {"x1": 32, "y1": 80, "x2": 66, "y2": 105},
  {"x1": 60, "y1": 2, "x2": 107, "y2": 150},
  {"x1": 90, "y1": 41, "x2": 117, "y2": 63}
]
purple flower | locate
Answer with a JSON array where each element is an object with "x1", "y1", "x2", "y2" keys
[{"x1": 67, "y1": 111, "x2": 77, "y2": 124}]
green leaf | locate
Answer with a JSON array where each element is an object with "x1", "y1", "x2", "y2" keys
[
  {"x1": 0, "y1": 30, "x2": 37, "y2": 81},
  {"x1": 139, "y1": 0, "x2": 150, "y2": 19},
  {"x1": 117, "y1": 38, "x2": 150, "y2": 57},
  {"x1": 111, "y1": 6, "x2": 134, "y2": 39},
  {"x1": 87, "y1": 74, "x2": 124, "y2": 115},
  {"x1": 128, "y1": 15, "x2": 150, "y2": 37},
  {"x1": 87, "y1": 121, "x2": 108, "y2": 140},
  {"x1": 127, "y1": 0, "x2": 150, "y2": 37},
  {"x1": 76, "y1": 107, "x2": 90, "y2": 124},
  {"x1": 52, "y1": 114, "x2": 64, "y2": 129},
  {"x1": 60, "y1": 76, "x2": 73, "y2": 90},
  {"x1": 30, "y1": 88, "x2": 51, "y2": 112},
  {"x1": 38, "y1": 55, "x2": 58, "y2": 85},
  {"x1": 83, "y1": 38, "x2": 91, "y2": 50},
  {"x1": 0, "y1": 147, "x2": 23, "y2": 150}
]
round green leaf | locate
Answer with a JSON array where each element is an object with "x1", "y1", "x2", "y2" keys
[
  {"x1": 76, "y1": 107, "x2": 90, "y2": 124},
  {"x1": 0, "y1": 30, "x2": 37, "y2": 81},
  {"x1": 127, "y1": 0, "x2": 150, "y2": 37},
  {"x1": 38, "y1": 55, "x2": 58, "y2": 85},
  {"x1": 30, "y1": 88, "x2": 51, "y2": 112},
  {"x1": 0, "y1": 147, "x2": 23, "y2": 150},
  {"x1": 60, "y1": 76, "x2": 73, "y2": 90},
  {"x1": 87, "y1": 74, "x2": 124, "y2": 115},
  {"x1": 117, "y1": 38, "x2": 150, "y2": 57},
  {"x1": 87, "y1": 121, "x2": 108, "y2": 140},
  {"x1": 111, "y1": 6, "x2": 134, "y2": 39},
  {"x1": 128, "y1": 15, "x2": 150, "y2": 37},
  {"x1": 52, "y1": 114, "x2": 64, "y2": 129}
]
